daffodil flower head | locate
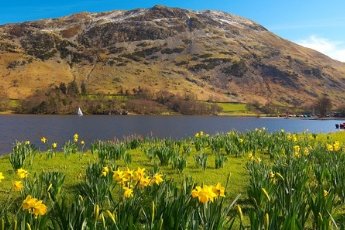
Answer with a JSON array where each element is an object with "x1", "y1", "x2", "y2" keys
[
  {"x1": 17, "y1": 168, "x2": 28, "y2": 179},
  {"x1": 40, "y1": 137, "x2": 47, "y2": 143},
  {"x1": 123, "y1": 187, "x2": 133, "y2": 198},
  {"x1": 212, "y1": 183, "x2": 225, "y2": 197},
  {"x1": 32, "y1": 200, "x2": 47, "y2": 218},
  {"x1": 124, "y1": 167, "x2": 134, "y2": 180},
  {"x1": 113, "y1": 169, "x2": 124, "y2": 182},
  {"x1": 134, "y1": 167, "x2": 146, "y2": 181},
  {"x1": 191, "y1": 184, "x2": 218, "y2": 204},
  {"x1": 152, "y1": 173, "x2": 164, "y2": 185},
  {"x1": 323, "y1": 190, "x2": 329, "y2": 197},
  {"x1": 101, "y1": 166, "x2": 109, "y2": 177},
  {"x1": 138, "y1": 176, "x2": 150, "y2": 188},
  {"x1": 13, "y1": 181, "x2": 24, "y2": 191}
]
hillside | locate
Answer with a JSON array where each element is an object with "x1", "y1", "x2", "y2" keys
[{"x1": 1, "y1": 5, "x2": 345, "y2": 113}]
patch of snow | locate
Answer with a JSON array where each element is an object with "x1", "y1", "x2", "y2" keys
[
  {"x1": 202, "y1": 10, "x2": 255, "y2": 28},
  {"x1": 91, "y1": 9, "x2": 148, "y2": 25}
]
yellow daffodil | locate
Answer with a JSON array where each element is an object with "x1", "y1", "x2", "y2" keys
[
  {"x1": 293, "y1": 145, "x2": 301, "y2": 158},
  {"x1": 0, "y1": 172, "x2": 5, "y2": 182},
  {"x1": 32, "y1": 200, "x2": 47, "y2": 218},
  {"x1": 40, "y1": 137, "x2": 47, "y2": 143},
  {"x1": 123, "y1": 187, "x2": 133, "y2": 198},
  {"x1": 134, "y1": 167, "x2": 146, "y2": 181},
  {"x1": 303, "y1": 147, "x2": 310, "y2": 156},
  {"x1": 73, "y1": 133, "x2": 79, "y2": 142},
  {"x1": 326, "y1": 144, "x2": 333, "y2": 151},
  {"x1": 138, "y1": 176, "x2": 150, "y2": 188},
  {"x1": 17, "y1": 168, "x2": 28, "y2": 179},
  {"x1": 52, "y1": 143, "x2": 57, "y2": 149},
  {"x1": 80, "y1": 140, "x2": 85, "y2": 145},
  {"x1": 323, "y1": 190, "x2": 329, "y2": 197},
  {"x1": 248, "y1": 153, "x2": 254, "y2": 161},
  {"x1": 101, "y1": 166, "x2": 109, "y2": 177},
  {"x1": 191, "y1": 184, "x2": 217, "y2": 204},
  {"x1": 25, "y1": 140, "x2": 30, "y2": 145},
  {"x1": 152, "y1": 173, "x2": 164, "y2": 185},
  {"x1": 23, "y1": 196, "x2": 38, "y2": 210},
  {"x1": 124, "y1": 168, "x2": 134, "y2": 180},
  {"x1": 293, "y1": 145, "x2": 300, "y2": 154},
  {"x1": 13, "y1": 181, "x2": 24, "y2": 191},
  {"x1": 333, "y1": 141, "x2": 340, "y2": 151},
  {"x1": 199, "y1": 185, "x2": 217, "y2": 203},
  {"x1": 192, "y1": 186, "x2": 202, "y2": 198},
  {"x1": 212, "y1": 183, "x2": 225, "y2": 197},
  {"x1": 113, "y1": 169, "x2": 124, "y2": 182}
]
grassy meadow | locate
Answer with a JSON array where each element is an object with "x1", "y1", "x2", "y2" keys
[{"x1": 1, "y1": 130, "x2": 345, "y2": 229}]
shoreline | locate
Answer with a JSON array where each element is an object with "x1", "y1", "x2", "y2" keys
[{"x1": 1, "y1": 111, "x2": 345, "y2": 120}]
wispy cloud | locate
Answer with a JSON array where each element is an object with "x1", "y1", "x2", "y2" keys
[{"x1": 296, "y1": 35, "x2": 345, "y2": 62}]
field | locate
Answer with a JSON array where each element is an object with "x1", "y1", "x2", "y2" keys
[
  {"x1": 216, "y1": 102, "x2": 252, "y2": 116},
  {"x1": 1, "y1": 130, "x2": 345, "y2": 229}
]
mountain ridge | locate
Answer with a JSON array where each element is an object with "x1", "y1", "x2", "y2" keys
[{"x1": 1, "y1": 5, "x2": 345, "y2": 112}]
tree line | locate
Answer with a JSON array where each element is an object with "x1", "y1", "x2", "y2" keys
[{"x1": 16, "y1": 82, "x2": 221, "y2": 115}]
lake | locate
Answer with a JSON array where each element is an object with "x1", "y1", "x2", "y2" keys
[{"x1": 0, "y1": 115, "x2": 343, "y2": 155}]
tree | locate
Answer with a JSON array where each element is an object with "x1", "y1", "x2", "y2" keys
[
  {"x1": 314, "y1": 96, "x2": 332, "y2": 117},
  {"x1": 59, "y1": 82, "x2": 67, "y2": 95},
  {"x1": 80, "y1": 81, "x2": 87, "y2": 96},
  {"x1": 67, "y1": 80, "x2": 79, "y2": 96}
]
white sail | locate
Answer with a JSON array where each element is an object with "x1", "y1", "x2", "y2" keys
[{"x1": 77, "y1": 107, "x2": 83, "y2": 116}]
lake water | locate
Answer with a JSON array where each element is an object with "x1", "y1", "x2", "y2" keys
[{"x1": 0, "y1": 115, "x2": 343, "y2": 155}]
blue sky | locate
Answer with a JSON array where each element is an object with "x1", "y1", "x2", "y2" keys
[{"x1": 1, "y1": 0, "x2": 345, "y2": 61}]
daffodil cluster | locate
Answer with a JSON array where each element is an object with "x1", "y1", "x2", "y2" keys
[
  {"x1": 287, "y1": 133, "x2": 298, "y2": 142},
  {"x1": 191, "y1": 183, "x2": 225, "y2": 204},
  {"x1": 22, "y1": 195, "x2": 48, "y2": 218},
  {"x1": 248, "y1": 153, "x2": 262, "y2": 163},
  {"x1": 74, "y1": 133, "x2": 79, "y2": 143},
  {"x1": 195, "y1": 131, "x2": 209, "y2": 138},
  {"x1": 102, "y1": 167, "x2": 164, "y2": 199},
  {"x1": 292, "y1": 145, "x2": 311, "y2": 158},
  {"x1": 326, "y1": 141, "x2": 341, "y2": 152},
  {"x1": 12, "y1": 168, "x2": 29, "y2": 192}
]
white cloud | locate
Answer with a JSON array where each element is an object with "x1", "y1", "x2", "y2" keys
[{"x1": 296, "y1": 35, "x2": 345, "y2": 62}]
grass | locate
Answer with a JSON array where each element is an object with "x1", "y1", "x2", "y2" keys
[
  {"x1": 0, "y1": 145, "x2": 247, "y2": 202},
  {"x1": 216, "y1": 102, "x2": 253, "y2": 116},
  {"x1": 1, "y1": 131, "x2": 344, "y2": 200},
  {"x1": 1, "y1": 131, "x2": 343, "y2": 203},
  {"x1": 1, "y1": 131, "x2": 345, "y2": 228}
]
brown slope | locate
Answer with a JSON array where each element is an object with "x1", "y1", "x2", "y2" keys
[{"x1": 1, "y1": 5, "x2": 345, "y2": 107}]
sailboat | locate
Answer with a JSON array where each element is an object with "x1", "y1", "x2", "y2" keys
[{"x1": 77, "y1": 107, "x2": 83, "y2": 116}]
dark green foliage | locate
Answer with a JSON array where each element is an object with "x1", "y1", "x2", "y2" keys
[
  {"x1": 80, "y1": 81, "x2": 87, "y2": 96},
  {"x1": 67, "y1": 80, "x2": 80, "y2": 96}
]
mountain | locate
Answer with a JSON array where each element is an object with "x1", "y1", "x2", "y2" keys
[{"x1": 1, "y1": 5, "x2": 345, "y2": 110}]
